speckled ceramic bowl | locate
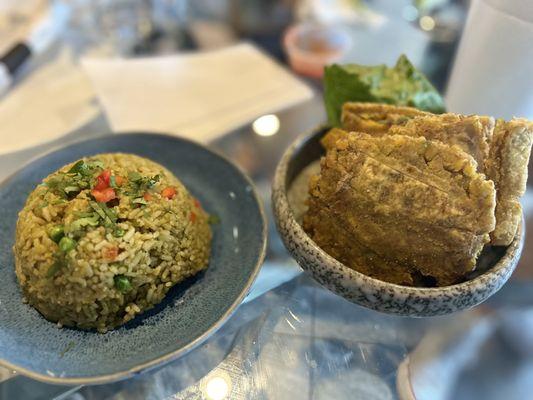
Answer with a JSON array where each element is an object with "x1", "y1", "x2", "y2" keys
[
  {"x1": 0, "y1": 133, "x2": 266, "y2": 385},
  {"x1": 272, "y1": 125, "x2": 524, "y2": 317}
]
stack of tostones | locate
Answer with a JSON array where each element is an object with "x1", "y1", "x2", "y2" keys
[{"x1": 304, "y1": 103, "x2": 533, "y2": 286}]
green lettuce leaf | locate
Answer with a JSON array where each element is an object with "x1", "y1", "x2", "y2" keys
[{"x1": 324, "y1": 54, "x2": 446, "y2": 126}]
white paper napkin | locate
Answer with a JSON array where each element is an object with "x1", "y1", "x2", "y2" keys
[
  {"x1": 0, "y1": 48, "x2": 98, "y2": 155},
  {"x1": 81, "y1": 43, "x2": 314, "y2": 143}
]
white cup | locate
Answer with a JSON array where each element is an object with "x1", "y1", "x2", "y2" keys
[{"x1": 446, "y1": 0, "x2": 533, "y2": 119}]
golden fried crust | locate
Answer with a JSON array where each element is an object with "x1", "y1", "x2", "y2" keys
[
  {"x1": 304, "y1": 133, "x2": 496, "y2": 286},
  {"x1": 389, "y1": 114, "x2": 495, "y2": 170},
  {"x1": 304, "y1": 204, "x2": 415, "y2": 286},
  {"x1": 321, "y1": 128, "x2": 350, "y2": 151},
  {"x1": 329, "y1": 106, "x2": 530, "y2": 246},
  {"x1": 341, "y1": 102, "x2": 429, "y2": 135},
  {"x1": 487, "y1": 118, "x2": 533, "y2": 245}
]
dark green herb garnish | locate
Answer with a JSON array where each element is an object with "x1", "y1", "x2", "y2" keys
[
  {"x1": 68, "y1": 204, "x2": 123, "y2": 238},
  {"x1": 323, "y1": 54, "x2": 446, "y2": 126},
  {"x1": 48, "y1": 225, "x2": 65, "y2": 243},
  {"x1": 147, "y1": 175, "x2": 160, "y2": 187},
  {"x1": 51, "y1": 199, "x2": 67, "y2": 205},
  {"x1": 46, "y1": 252, "x2": 67, "y2": 278},
  {"x1": 89, "y1": 200, "x2": 107, "y2": 220},
  {"x1": 89, "y1": 200, "x2": 118, "y2": 229},
  {"x1": 46, "y1": 260, "x2": 63, "y2": 278},
  {"x1": 125, "y1": 173, "x2": 160, "y2": 199},
  {"x1": 101, "y1": 202, "x2": 118, "y2": 221},
  {"x1": 68, "y1": 160, "x2": 88, "y2": 174},
  {"x1": 128, "y1": 171, "x2": 142, "y2": 182},
  {"x1": 45, "y1": 159, "x2": 104, "y2": 199},
  {"x1": 114, "y1": 275, "x2": 132, "y2": 293},
  {"x1": 69, "y1": 159, "x2": 103, "y2": 174},
  {"x1": 68, "y1": 214, "x2": 100, "y2": 234},
  {"x1": 47, "y1": 229, "x2": 78, "y2": 278},
  {"x1": 208, "y1": 214, "x2": 221, "y2": 225},
  {"x1": 114, "y1": 228, "x2": 125, "y2": 237},
  {"x1": 132, "y1": 198, "x2": 148, "y2": 206}
]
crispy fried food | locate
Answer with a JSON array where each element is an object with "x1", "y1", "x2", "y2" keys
[
  {"x1": 304, "y1": 202, "x2": 414, "y2": 285},
  {"x1": 340, "y1": 104, "x2": 495, "y2": 170},
  {"x1": 333, "y1": 103, "x2": 532, "y2": 246},
  {"x1": 383, "y1": 113, "x2": 531, "y2": 246},
  {"x1": 303, "y1": 133, "x2": 496, "y2": 286},
  {"x1": 486, "y1": 119, "x2": 533, "y2": 245},
  {"x1": 321, "y1": 128, "x2": 350, "y2": 151},
  {"x1": 341, "y1": 102, "x2": 429, "y2": 134},
  {"x1": 389, "y1": 113, "x2": 495, "y2": 170},
  {"x1": 313, "y1": 103, "x2": 531, "y2": 285}
]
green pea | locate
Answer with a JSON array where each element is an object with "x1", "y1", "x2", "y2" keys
[
  {"x1": 59, "y1": 236, "x2": 76, "y2": 252},
  {"x1": 48, "y1": 225, "x2": 64, "y2": 243},
  {"x1": 114, "y1": 275, "x2": 132, "y2": 293}
]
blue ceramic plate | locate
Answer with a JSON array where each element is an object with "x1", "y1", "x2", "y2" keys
[{"x1": 0, "y1": 133, "x2": 266, "y2": 385}]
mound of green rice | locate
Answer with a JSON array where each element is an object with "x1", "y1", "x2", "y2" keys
[{"x1": 14, "y1": 153, "x2": 211, "y2": 332}]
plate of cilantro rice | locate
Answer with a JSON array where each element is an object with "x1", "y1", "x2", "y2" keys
[{"x1": 0, "y1": 133, "x2": 266, "y2": 384}]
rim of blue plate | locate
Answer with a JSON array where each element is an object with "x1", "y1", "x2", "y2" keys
[{"x1": 0, "y1": 132, "x2": 267, "y2": 385}]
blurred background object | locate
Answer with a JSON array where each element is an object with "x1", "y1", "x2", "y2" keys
[
  {"x1": 398, "y1": 297, "x2": 533, "y2": 400},
  {"x1": 0, "y1": 0, "x2": 48, "y2": 55},
  {"x1": 68, "y1": 0, "x2": 156, "y2": 56},
  {"x1": 446, "y1": 0, "x2": 533, "y2": 119},
  {"x1": 283, "y1": 23, "x2": 351, "y2": 78},
  {"x1": 295, "y1": 0, "x2": 385, "y2": 26},
  {"x1": 0, "y1": 1, "x2": 70, "y2": 96}
]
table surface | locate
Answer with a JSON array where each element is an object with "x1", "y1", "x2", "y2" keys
[{"x1": 1, "y1": 1, "x2": 533, "y2": 399}]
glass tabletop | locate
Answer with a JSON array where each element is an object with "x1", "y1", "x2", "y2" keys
[
  {"x1": 2, "y1": 91, "x2": 533, "y2": 400},
  {"x1": 1, "y1": 1, "x2": 533, "y2": 399}
]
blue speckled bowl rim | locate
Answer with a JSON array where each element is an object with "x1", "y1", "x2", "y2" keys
[
  {"x1": 0, "y1": 132, "x2": 267, "y2": 385},
  {"x1": 272, "y1": 124, "x2": 524, "y2": 311}
]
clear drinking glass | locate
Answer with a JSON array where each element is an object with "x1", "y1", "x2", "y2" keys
[{"x1": 67, "y1": 0, "x2": 153, "y2": 56}]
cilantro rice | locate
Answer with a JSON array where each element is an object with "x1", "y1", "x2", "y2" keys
[{"x1": 14, "y1": 153, "x2": 211, "y2": 332}]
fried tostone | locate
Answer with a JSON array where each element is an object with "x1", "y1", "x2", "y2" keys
[
  {"x1": 303, "y1": 133, "x2": 496, "y2": 286},
  {"x1": 486, "y1": 118, "x2": 533, "y2": 245},
  {"x1": 341, "y1": 102, "x2": 429, "y2": 135},
  {"x1": 330, "y1": 103, "x2": 532, "y2": 246},
  {"x1": 389, "y1": 113, "x2": 495, "y2": 170}
]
